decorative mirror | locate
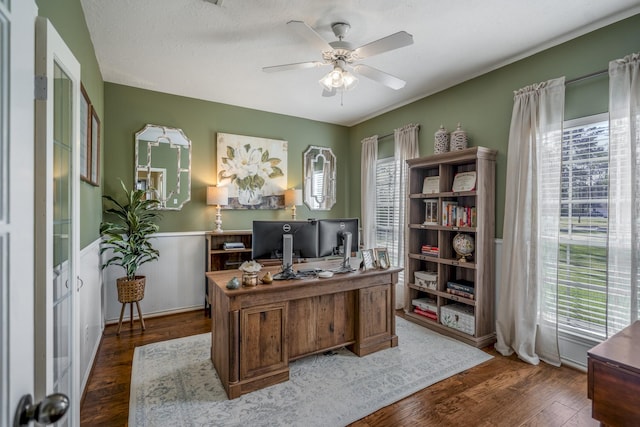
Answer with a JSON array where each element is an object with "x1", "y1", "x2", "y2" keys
[
  {"x1": 303, "y1": 145, "x2": 336, "y2": 210},
  {"x1": 135, "y1": 124, "x2": 192, "y2": 210}
]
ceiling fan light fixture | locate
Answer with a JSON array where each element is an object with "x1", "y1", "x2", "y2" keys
[
  {"x1": 341, "y1": 70, "x2": 358, "y2": 91},
  {"x1": 319, "y1": 65, "x2": 358, "y2": 91}
]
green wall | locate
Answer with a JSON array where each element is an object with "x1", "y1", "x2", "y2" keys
[
  {"x1": 103, "y1": 84, "x2": 350, "y2": 232},
  {"x1": 37, "y1": 0, "x2": 104, "y2": 248},
  {"x1": 349, "y1": 13, "x2": 640, "y2": 238}
]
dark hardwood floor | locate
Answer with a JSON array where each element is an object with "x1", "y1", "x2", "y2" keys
[{"x1": 81, "y1": 310, "x2": 597, "y2": 426}]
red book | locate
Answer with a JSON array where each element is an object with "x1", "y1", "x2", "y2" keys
[{"x1": 414, "y1": 307, "x2": 437, "y2": 320}]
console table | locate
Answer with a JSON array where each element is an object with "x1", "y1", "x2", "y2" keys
[
  {"x1": 207, "y1": 263, "x2": 401, "y2": 399},
  {"x1": 587, "y1": 320, "x2": 640, "y2": 426}
]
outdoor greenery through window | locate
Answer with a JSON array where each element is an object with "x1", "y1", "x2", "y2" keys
[{"x1": 557, "y1": 113, "x2": 609, "y2": 340}]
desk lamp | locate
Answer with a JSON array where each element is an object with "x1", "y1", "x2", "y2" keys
[
  {"x1": 284, "y1": 188, "x2": 303, "y2": 219},
  {"x1": 207, "y1": 185, "x2": 228, "y2": 233}
]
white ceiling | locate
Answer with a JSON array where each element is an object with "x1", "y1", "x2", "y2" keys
[{"x1": 80, "y1": 0, "x2": 640, "y2": 127}]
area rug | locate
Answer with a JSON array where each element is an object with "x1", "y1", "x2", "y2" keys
[{"x1": 129, "y1": 317, "x2": 492, "y2": 426}]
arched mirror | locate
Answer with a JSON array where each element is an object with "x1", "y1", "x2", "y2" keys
[
  {"x1": 135, "y1": 124, "x2": 192, "y2": 210},
  {"x1": 303, "y1": 145, "x2": 336, "y2": 210}
]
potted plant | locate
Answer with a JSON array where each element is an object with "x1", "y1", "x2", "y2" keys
[{"x1": 100, "y1": 180, "x2": 161, "y2": 333}]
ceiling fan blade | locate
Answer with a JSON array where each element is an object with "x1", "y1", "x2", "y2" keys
[
  {"x1": 262, "y1": 61, "x2": 325, "y2": 73},
  {"x1": 354, "y1": 31, "x2": 413, "y2": 59},
  {"x1": 353, "y1": 64, "x2": 406, "y2": 90},
  {"x1": 287, "y1": 20, "x2": 333, "y2": 52},
  {"x1": 322, "y1": 87, "x2": 336, "y2": 97}
]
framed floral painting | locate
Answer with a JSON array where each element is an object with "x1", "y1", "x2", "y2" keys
[{"x1": 217, "y1": 133, "x2": 287, "y2": 209}]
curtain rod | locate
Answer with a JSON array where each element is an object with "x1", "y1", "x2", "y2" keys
[
  {"x1": 565, "y1": 69, "x2": 607, "y2": 85},
  {"x1": 378, "y1": 124, "x2": 421, "y2": 140}
]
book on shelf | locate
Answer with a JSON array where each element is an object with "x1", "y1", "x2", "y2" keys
[
  {"x1": 441, "y1": 201, "x2": 458, "y2": 226},
  {"x1": 446, "y1": 288, "x2": 475, "y2": 300},
  {"x1": 421, "y1": 245, "x2": 439, "y2": 256},
  {"x1": 441, "y1": 202, "x2": 476, "y2": 227},
  {"x1": 414, "y1": 307, "x2": 438, "y2": 320},
  {"x1": 446, "y1": 279, "x2": 475, "y2": 294}
]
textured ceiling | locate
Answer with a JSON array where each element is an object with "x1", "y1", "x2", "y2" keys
[{"x1": 80, "y1": 0, "x2": 640, "y2": 126}]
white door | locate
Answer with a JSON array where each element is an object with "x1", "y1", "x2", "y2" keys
[
  {"x1": 33, "y1": 17, "x2": 81, "y2": 427},
  {"x1": 0, "y1": 0, "x2": 38, "y2": 425}
]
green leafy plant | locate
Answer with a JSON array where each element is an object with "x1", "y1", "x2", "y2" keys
[{"x1": 100, "y1": 180, "x2": 162, "y2": 279}]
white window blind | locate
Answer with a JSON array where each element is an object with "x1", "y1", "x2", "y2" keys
[
  {"x1": 557, "y1": 113, "x2": 610, "y2": 340},
  {"x1": 375, "y1": 157, "x2": 401, "y2": 270}
]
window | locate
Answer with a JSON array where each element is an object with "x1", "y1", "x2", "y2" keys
[
  {"x1": 375, "y1": 157, "x2": 403, "y2": 279},
  {"x1": 557, "y1": 113, "x2": 609, "y2": 340}
]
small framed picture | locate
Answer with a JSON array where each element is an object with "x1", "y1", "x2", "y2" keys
[
  {"x1": 362, "y1": 249, "x2": 376, "y2": 270},
  {"x1": 374, "y1": 248, "x2": 390, "y2": 269}
]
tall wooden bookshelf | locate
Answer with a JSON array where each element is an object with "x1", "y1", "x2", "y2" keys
[{"x1": 404, "y1": 146, "x2": 497, "y2": 348}]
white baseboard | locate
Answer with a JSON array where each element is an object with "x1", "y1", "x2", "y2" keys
[{"x1": 105, "y1": 305, "x2": 205, "y2": 325}]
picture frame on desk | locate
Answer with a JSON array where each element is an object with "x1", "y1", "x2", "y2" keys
[
  {"x1": 362, "y1": 249, "x2": 376, "y2": 270},
  {"x1": 374, "y1": 248, "x2": 390, "y2": 269}
]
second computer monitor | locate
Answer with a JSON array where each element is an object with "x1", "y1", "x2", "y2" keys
[{"x1": 317, "y1": 218, "x2": 360, "y2": 257}]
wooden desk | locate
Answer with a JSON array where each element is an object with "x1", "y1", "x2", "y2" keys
[
  {"x1": 207, "y1": 263, "x2": 401, "y2": 399},
  {"x1": 588, "y1": 320, "x2": 640, "y2": 426}
]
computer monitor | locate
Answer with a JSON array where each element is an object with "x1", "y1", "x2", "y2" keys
[
  {"x1": 317, "y1": 218, "x2": 360, "y2": 257},
  {"x1": 251, "y1": 220, "x2": 319, "y2": 261}
]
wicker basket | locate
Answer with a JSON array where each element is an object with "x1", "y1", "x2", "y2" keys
[{"x1": 116, "y1": 276, "x2": 146, "y2": 303}]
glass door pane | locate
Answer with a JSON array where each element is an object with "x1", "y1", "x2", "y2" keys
[{"x1": 52, "y1": 62, "x2": 73, "y2": 410}]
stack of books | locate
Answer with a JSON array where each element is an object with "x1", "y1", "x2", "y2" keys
[
  {"x1": 421, "y1": 245, "x2": 439, "y2": 256},
  {"x1": 446, "y1": 279, "x2": 475, "y2": 300},
  {"x1": 412, "y1": 297, "x2": 438, "y2": 321}
]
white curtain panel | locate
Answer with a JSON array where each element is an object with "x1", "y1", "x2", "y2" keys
[
  {"x1": 607, "y1": 52, "x2": 640, "y2": 335},
  {"x1": 393, "y1": 123, "x2": 420, "y2": 309},
  {"x1": 495, "y1": 78, "x2": 565, "y2": 366},
  {"x1": 360, "y1": 135, "x2": 379, "y2": 249}
]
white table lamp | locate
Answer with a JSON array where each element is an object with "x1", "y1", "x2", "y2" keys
[
  {"x1": 207, "y1": 185, "x2": 229, "y2": 233},
  {"x1": 284, "y1": 188, "x2": 303, "y2": 219}
]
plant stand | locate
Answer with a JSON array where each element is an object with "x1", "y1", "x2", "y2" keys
[{"x1": 116, "y1": 276, "x2": 146, "y2": 335}]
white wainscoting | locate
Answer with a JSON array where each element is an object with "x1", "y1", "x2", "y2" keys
[
  {"x1": 78, "y1": 238, "x2": 104, "y2": 395},
  {"x1": 102, "y1": 231, "x2": 206, "y2": 323}
]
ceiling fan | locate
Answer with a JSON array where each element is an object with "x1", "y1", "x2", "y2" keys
[{"x1": 263, "y1": 20, "x2": 413, "y2": 97}]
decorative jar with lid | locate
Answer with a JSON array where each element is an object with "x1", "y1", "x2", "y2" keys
[
  {"x1": 450, "y1": 123, "x2": 468, "y2": 151},
  {"x1": 434, "y1": 125, "x2": 449, "y2": 154}
]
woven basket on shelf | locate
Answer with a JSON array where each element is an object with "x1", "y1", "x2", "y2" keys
[{"x1": 116, "y1": 276, "x2": 146, "y2": 303}]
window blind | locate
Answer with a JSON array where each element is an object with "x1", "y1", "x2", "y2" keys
[
  {"x1": 557, "y1": 113, "x2": 609, "y2": 340},
  {"x1": 375, "y1": 157, "x2": 401, "y2": 269}
]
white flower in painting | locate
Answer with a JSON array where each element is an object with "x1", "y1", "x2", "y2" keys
[{"x1": 219, "y1": 144, "x2": 283, "y2": 192}]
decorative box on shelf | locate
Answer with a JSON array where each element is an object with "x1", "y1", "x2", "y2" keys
[
  {"x1": 412, "y1": 297, "x2": 437, "y2": 313},
  {"x1": 414, "y1": 271, "x2": 438, "y2": 290},
  {"x1": 440, "y1": 303, "x2": 475, "y2": 335}
]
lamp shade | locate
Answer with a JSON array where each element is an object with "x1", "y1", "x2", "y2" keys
[
  {"x1": 207, "y1": 185, "x2": 228, "y2": 206},
  {"x1": 284, "y1": 188, "x2": 303, "y2": 207}
]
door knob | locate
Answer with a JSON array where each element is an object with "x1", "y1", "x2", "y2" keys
[{"x1": 14, "y1": 393, "x2": 69, "y2": 426}]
